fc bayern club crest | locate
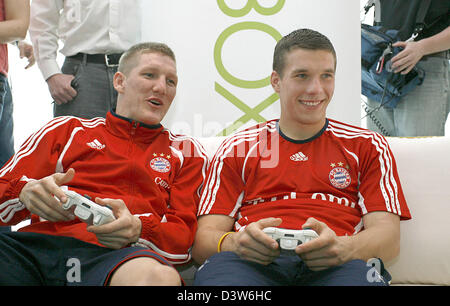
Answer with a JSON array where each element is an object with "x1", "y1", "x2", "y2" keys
[
  {"x1": 329, "y1": 167, "x2": 351, "y2": 189},
  {"x1": 150, "y1": 157, "x2": 171, "y2": 173}
]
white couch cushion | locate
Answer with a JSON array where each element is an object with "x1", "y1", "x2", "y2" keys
[{"x1": 385, "y1": 137, "x2": 450, "y2": 285}]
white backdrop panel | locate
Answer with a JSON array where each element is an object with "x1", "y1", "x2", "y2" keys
[{"x1": 141, "y1": 0, "x2": 361, "y2": 136}]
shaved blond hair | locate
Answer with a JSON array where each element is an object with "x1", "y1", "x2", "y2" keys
[{"x1": 118, "y1": 42, "x2": 176, "y2": 75}]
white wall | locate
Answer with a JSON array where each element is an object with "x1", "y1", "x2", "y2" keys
[{"x1": 9, "y1": 41, "x2": 54, "y2": 151}]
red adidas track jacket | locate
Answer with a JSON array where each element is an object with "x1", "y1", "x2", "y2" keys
[{"x1": 0, "y1": 111, "x2": 208, "y2": 264}]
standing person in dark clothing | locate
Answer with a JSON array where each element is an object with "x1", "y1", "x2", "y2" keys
[{"x1": 366, "y1": 0, "x2": 450, "y2": 137}]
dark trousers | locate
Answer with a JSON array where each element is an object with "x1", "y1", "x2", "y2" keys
[
  {"x1": 194, "y1": 251, "x2": 391, "y2": 286},
  {"x1": 53, "y1": 56, "x2": 118, "y2": 119}
]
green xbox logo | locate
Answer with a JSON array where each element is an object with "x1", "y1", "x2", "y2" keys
[{"x1": 214, "y1": 0, "x2": 285, "y2": 135}]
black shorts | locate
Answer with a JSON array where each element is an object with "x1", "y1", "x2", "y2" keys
[
  {"x1": 0, "y1": 232, "x2": 173, "y2": 286},
  {"x1": 194, "y1": 251, "x2": 391, "y2": 286}
]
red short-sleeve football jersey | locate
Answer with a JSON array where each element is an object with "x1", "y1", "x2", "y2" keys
[{"x1": 198, "y1": 119, "x2": 411, "y2": 236}]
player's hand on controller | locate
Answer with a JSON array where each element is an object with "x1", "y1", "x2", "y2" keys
[
  {"x1": 87, "y1": 198, "x2": 142, "y2": 249},
  {"x1": 232, "y1": 217, "x2": 282, "y2": 266},
  {"x1": 295, "y1": 217, "x2": 351, "y2": 271},
  {"x1": 19, "y1": 168, "x2": 76, "y2": 222}
]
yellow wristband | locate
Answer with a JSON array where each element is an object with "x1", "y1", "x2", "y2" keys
[{"x1": 217, "y1": 232, "x2": 233, "y2": 253}]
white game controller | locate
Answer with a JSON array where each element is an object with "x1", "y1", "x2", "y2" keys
[
  {"x1": 61, "y1": 189, "x2": 116, "y2": 226},
  {"x1": 263, "y1": 227, "x2": 319, "y2": 255}
]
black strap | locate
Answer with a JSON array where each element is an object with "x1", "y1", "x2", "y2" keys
[
  {"x1": 413, "y1": 0, "x2": 431, "y2": 35},
  {"x1": 363, "y1": 0, "x2": 432, "y2": 36}
]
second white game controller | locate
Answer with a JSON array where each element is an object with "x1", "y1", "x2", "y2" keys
[
  {"x1": 263, "y1": 227, "x2": 318, "y2": 255},
  {"x1": 61, "y1": 189, "x2": 116, "y2": 226}
]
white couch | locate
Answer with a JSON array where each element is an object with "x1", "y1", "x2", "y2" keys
[
  {"x1": 179, "y1": 136, "x2": 450, "y2": 286},
  {"x1": 381, "y1": 136, "x2": 450, "y2": 285}
]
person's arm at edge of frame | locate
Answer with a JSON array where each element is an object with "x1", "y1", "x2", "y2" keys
[{"x1": 0, "y1": 0, "x2": 29, "y2": 43}]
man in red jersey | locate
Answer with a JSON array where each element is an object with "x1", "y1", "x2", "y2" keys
[
  {"x1": 193, "y1": 29, "x2": 411, "y2": 286},
  {"x1": 0, "y1": 42, "x2": 208, "y2": 285}
]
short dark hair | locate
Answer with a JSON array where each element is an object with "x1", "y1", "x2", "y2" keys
[
  {"x1": 273, "y1": 29, "x2": 336, "y2": 77},
  {"x1": 118, "y1": 42, "x2": 176, "y2": 75}
]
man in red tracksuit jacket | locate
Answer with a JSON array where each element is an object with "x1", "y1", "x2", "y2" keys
[{"x1": 0, "y1": 42, "x2": 208, "y2": 285}]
